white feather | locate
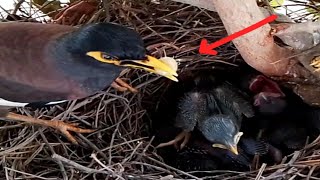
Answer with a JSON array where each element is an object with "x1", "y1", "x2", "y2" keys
[
  {"x1": 0, "y1": 98, "x2": 67, "y2": 107},
  {"x1": 44, "y1": 100, "x2": 67, "y2": 105},
  {"x1": 0, "y1": 98, "x2": 28, "y2": 107}
]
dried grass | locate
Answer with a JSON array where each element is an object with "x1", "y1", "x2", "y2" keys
[{"x1": 0, "y1": 0, "x2": 319, "y2": 179}]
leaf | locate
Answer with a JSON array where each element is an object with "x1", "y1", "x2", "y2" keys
[
  {"x1": 306, "y1": 5, "x2": 320, "y2": 19},
  {"x1": 269, "y1": 0, "x2": 285, "y2": 7}
]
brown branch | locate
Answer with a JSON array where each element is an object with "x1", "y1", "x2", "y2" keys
[
  {"x1": 211, "y1": 0, "x2": 292, "y2": 76},
  {"x1": 171, "y1": 0, "x2": 293, "y2": 76}
]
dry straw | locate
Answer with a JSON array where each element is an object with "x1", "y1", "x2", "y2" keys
[{"x1": 0, "y1": 0, "x2": 319, "y2": 179}]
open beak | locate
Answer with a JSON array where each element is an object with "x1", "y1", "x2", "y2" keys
[{"x1": 120, "y1": 55, "x2": 178, "y2": 82}]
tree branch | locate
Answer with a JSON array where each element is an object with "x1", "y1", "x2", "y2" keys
[
  {"x1": 212, "y1": 0, "x2": 292, "y2": 76},
  {"x1": 171, "y1": 0, "x2": 320, "y2": 105}
]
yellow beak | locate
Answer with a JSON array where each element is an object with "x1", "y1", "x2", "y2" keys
[
  {"x1": 212, "y1": 143, "x2": 239, "y2": 155},
  {"x1": 86, "y1": 51, "x2": 178, "y2": 82},
  {"x1": 229, "y1": 145, "x2": 239, "y2": 155},
  {"x1": 120, "y1": 55, "x2": 178, "y2": 82}
]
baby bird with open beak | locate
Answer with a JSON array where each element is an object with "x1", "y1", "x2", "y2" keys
[{"x1": 235, "y1": 69, "x2": 287, "y2": 116}]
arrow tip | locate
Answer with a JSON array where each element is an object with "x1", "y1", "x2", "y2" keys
[{"x1": 199, "y1": 39, "x2": 218, "y2": 55}]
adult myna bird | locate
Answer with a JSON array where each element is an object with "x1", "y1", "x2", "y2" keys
[
  {"x1": 0, "y1": 21, "x2": 178, "y2": 144},
  {"x1": 156, "y1": 78, "x2": 254, "y2": 155}
]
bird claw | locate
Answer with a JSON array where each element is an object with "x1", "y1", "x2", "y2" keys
[
  {"x1": 5, "y1": 112, "x2": 95, "y2": 144},
  {"x1": 46, "y1": 120, "x2": 95, "y2": 144},
  {"x1": 156, "y1": 131, "x2": 191, "y2": 150},
  {"x1": 111, "y1": 78, "x2": 138, "y2": 93}
]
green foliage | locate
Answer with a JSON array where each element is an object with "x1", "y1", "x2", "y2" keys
[
  {"x1": 305, "y1": 3, "x2": 320, "y2": 20},
  {"x1": 269, "y1": 0, "x2": 285, "y2": 7}
]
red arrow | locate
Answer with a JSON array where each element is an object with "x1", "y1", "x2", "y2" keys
[{"x1": 199, "y1": 15, "x2": 277, "y2": 56}]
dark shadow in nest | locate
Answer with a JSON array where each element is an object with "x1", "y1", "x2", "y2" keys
[{"x1": 145, "y1": 63, "x2": 320, "y2": 178}]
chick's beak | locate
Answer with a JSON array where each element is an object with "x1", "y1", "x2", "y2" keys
[
  {"x1": 229, "y1": 131, "x2": 243, "y2": 155},
  {"x1": 121, "y1": 55, "x2": 178, "y2": 82},
  {"x1": 228, "y1": 144, "x2": 239, "y2": 155},
  {"x1": 212, "y1": 143, "x2": 239, "y2": 155}
]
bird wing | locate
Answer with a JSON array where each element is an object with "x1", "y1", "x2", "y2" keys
[
  {"x1": 205, "y1": 93, "x2": 221, "y2": 114},
  {"x1": 0, "y1": 22, "x2": 85, "y2": 104},
  {"x1": 175, "y1": 91, "x2": 208, "y2": 132},
  {"x1": 213, "y1": 82, "x2": 255, "y2": 120}
]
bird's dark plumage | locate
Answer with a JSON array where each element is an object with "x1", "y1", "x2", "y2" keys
[
  {"x1": 0, "y1": 22, "x2": 146, "y2": 104},
  {"x1": 198, "y1": 114, "x2": 240, "y2": 149},
  {"x1": 305, "y1": 107, "x2": 320, "y2": 136},
  {"x1": 174, "y1": 146, "x2": 219, "y2": 172},
  {"x1": 239, "y1": 138, "x2": 269, "y2": 156},
  {"x1": 231, "y1": 69, "x2": 287, "y2": 116},
  {"x1": 210, "y1": 82, "x2": 255, "y2": 120},
  {"x1": 157, "y1": 75, "x2": 254, "y2": 155},
  {"x1": 0, "y1": 21, "x2": 178, "y2": 144},
  {"x1": 175, "y1": 91, "x2": 208, "y2": 131},
  {"x1": 265, "y1": 122, "x2": 307, "y2": 151},
  {"x1": 199, "y1": 82, "x2": 254, "y2": 152}
]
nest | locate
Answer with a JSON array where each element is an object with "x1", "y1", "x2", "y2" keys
[{"x1": 0, "y1": 0, "x2": 320, "y2": 179}]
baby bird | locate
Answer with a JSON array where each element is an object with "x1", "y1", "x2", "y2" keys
[
  {"x1": 236, "y1": 69, "x2": 287, "y2": 116},
  {"x1": 156, "y1": 91, "x2": 208, "y2": 150},
  {"x1": 249, "y1": 75, "x2": 287, "y2": 115},
  {"x1": 198, "y1": 114, "x2": 242, "y2": 155},
  {"x1": 201, "y1": 82, "x2": 255, "y2": 154},
  {"x1": 157, "y1": 76, "x2": 254, "y2": 155}
]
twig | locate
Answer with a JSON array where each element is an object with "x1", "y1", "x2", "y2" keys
[
  {"x1": 39, "y1": 129, "x2": 68, "y2": 180},
  {"x1": 255, "y1": 163, "x2": 267, "y2": 180},
  {"x1": 52, "y1": 153, "x2": 110, "y2": 175},
  {"x1": 90, "y1": 153, "x2": 125, "y2": 180},
  {"x1": 13, "y1": 0, "x2": 25, "y2": 14},
  {"x1": 102, "y1": 0, "x2": 111, "y2": 22},
  {"x1": 4, "y1": 167, "x2": 54, "y2": 180}
]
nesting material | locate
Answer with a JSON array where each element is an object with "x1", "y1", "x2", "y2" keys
[{"x1": 0, "y1": 0, "x2": 319, "y2": 180}]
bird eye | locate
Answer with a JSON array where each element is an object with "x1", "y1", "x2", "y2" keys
[{"x1": 101, "y1": 53, "x2": 118, "y2": 60}]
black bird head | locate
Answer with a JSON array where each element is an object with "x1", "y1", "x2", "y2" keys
[
  {"x1": 198, "y1": 114, "x2": 243, "y2": 155},
  {"x1": 249, "y1": 75, "x2": 287, "y2": 115},
  {"x1": 56, "y1": 22, "x2": 178, "y2": 82}
]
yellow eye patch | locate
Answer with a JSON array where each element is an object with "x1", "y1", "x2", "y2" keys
[{"x1": 86, "y1": 51, "x2": 120, "y2": 65}]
